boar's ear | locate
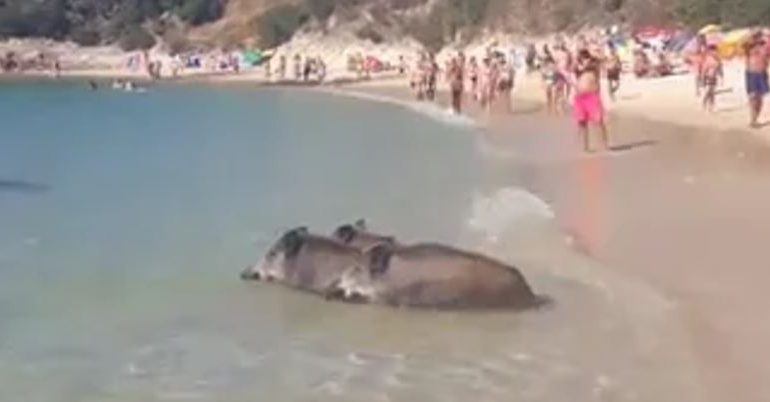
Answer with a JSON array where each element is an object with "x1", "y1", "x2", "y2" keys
[
  {"x1": 281, "y1": 227, "x2": 307, "y2": 257},
  {"x1": 333, "y1": 224, "x2": 356, "y2": 243},
  {"x1": 367, "y1": 242, "x2": 394, "y2": 276},
  {"x1": 354, "y1": 219, "x2": 367, "y2": 230}
]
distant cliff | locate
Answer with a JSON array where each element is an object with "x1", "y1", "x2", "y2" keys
[{"x1": 1, "y1": 0, "x2": 769, "y2": 51}]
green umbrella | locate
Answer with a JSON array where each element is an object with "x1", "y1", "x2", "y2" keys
[{"x1": 242, "y1": 50, "x2": 263, "y2": 66}]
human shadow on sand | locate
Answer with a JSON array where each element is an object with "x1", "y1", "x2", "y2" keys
[
  {"x1": 0, "y1": 180, "x2": 49, "y2": 194},
  {"x1": 609, "y1": 140, "x2": 658, "y2": 153}
]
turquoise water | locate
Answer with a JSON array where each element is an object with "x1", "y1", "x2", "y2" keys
[{"x1": 0, "y1": 83, "x2": 702, "y2": 401}]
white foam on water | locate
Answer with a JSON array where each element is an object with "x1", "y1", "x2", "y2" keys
[
  {"x1": 404, "y1": 101, "x2": 478, "y2": 128},
  {"x1": 319, "y1": 88, "x2": 478, "y2": 129},
  {"x1": 467, "y1": 187, "x2": 555, "y2": 242}
]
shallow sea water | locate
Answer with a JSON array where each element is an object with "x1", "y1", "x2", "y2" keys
[{"x1": 0, "y1": 82, "x2": 703, "y2": 401}]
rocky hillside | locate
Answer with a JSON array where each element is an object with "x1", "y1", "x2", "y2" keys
[{"x1": 1, "y1": 0, "x2": 769, "y2": 51}]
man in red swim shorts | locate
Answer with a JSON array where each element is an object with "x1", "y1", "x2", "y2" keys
[{"x1": 573, "y1": 49, "x2": 609, "y2": 152}]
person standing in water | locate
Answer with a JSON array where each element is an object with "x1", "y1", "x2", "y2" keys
[
  {"x1": 744, "y1": 32, "x2": 770, "y2": 128},
  {"x1": 701, "y1": 45, "x2": 723, "y2": 113},
  {"x1": 573, "y1": 49, "x2": 609, "y2": 152}
]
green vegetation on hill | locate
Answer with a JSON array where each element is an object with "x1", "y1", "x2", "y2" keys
[
  {"x1": 0, "y1": 0, "x2": 223, "y2": 50},
  {"x1": 1, "y1": 0, "x2": 769, "y2": 51},
  {"x1": 674, "y1": 0, "x2": 770, "y2": 27}
]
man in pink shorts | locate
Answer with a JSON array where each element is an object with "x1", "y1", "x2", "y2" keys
[{"x1": 573, "y1": 49, "x2": 609, "y2": 152}]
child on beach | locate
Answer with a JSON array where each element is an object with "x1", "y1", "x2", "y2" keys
[
  {"x1": 701, "y1": 45, "x2": 723, "y2": 113},
  {"x1": 540, "y1": 54, "x2": 559, "y2": 115},
  {"x1": 605, "y1": 45, "x2": 622, "y2": 101}
]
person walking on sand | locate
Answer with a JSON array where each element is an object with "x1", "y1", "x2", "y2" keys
[
  {"x1": 605, "y1": 45, "x2": 622, "y2": 101},
  {"x1": 468, "y1": 57, "x2": 479, "y2": 100},
  {"x1": 540, "y1": 53, "x2": 559, "y2": 115},
  {"x1": 701, "y1": 45, "x2": 723, "y2": 113},
  {"x1": 265, "y1": 58, "x2": 272, "y2": 80},
  {"x1": 426, "y1": 54, "x2": 439, "y2": 101},
  {"x1": 498, "y1": 57, "x2": 515, "y2": 113},
  {"x1": 293, "y1": 54, "x2": 302, "y2": 81},
  {"x1": 573, "y1": 49, "x2": 609, "y2": 152},
  {"x1": 744, "y1": 32, "x2": 770, "y2": 128},
  {"x1": 448, "y1": 57, "x2": 464, "y2": 114},
  {"x1": 554, "y1": 44, "x2": 574, "y2": 112},
  {"x1": 278, "y1": 55, "x2": 286, "y2": 80},
  {"x1": 691, "y1": 35, "x2": 708, "y2": 97}
]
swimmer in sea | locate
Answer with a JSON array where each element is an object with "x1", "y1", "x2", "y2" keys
[
  {"x1": 573, "y1": 49, "x2": 609, "y2": 152},
  {"x1": 701, "y1": 45, "x2": 723, "y2": 113}
]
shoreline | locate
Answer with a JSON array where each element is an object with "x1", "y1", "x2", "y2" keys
[{"x1": 7, "y1": 63, "x2": 770, "y2": 141}]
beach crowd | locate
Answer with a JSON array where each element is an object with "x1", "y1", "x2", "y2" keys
[{"x1": 401, "y1": 26, "x2": 770, "y2": 152}]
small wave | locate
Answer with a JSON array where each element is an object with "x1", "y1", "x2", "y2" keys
[
  {"x1": 404, "y1": 101, "x2": 477, "y2": 128},
  {"x1": 467, "y1": 187, "x2": 554, "y2": 242},
  {"x1": 319, "y1": 88, "x2": 478, "y2": 129}
]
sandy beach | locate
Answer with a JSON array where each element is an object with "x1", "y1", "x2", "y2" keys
[{"x1": 315, "y1": 74, "x2": 770, "y2": 402}]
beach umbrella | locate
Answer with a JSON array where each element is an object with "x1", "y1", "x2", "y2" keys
[
  {"x1": 684, "y1": 31, "x2": 723, "y2": 53},
  {"x1": 698, "y1": 24, "x2": 722, "y2": 35},
  {"x1": 635, "y1": 25, "x2": 675, "y2": 40},
  {"x1": 722, "y1": 28, "x2": 751, "y2": 45},
  {"x1": 364, "y1": 56, "x2": 384, "y2": 72},
  {"x1": 242, "y1": 50, "x2": 263, "y2": 66},
  {"x1": 718, "y1": 28, "x2": 752, "y2": 58},
  {"x1": 668, "y1": 31, "x2": 694, "y2": 52}
]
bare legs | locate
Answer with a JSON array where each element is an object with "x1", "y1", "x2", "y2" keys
[
  {"x1": 579, "y1": 121, "x2": 610, "y2": 153},
  {"x1": 702, "y1": 83, "x2": 716, "y2": 112},
  {"x1": 608, "y1": 79, "x2": 620, "y2": 101},
  {"x1": 749, "y1": 94, "x2": 763, "y2": 128}
]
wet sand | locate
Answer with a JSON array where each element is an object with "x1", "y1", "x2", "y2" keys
[{"x1": 324, "y1": 81, "x2": 770, "y2": 402}]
